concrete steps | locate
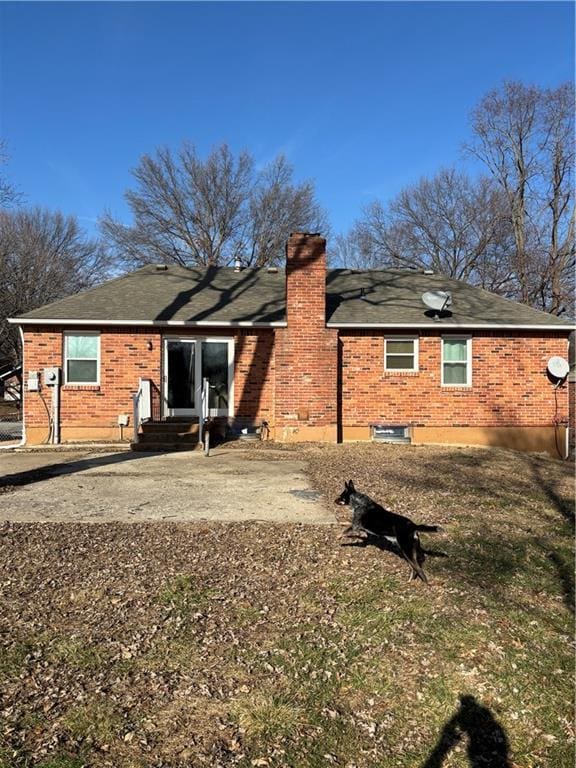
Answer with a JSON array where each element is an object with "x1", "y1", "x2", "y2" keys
[{"x1": 131, "y1": 419, "x2": 200, "y2": 452}]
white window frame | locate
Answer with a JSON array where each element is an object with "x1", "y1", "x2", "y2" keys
[
  {"x1": 441, "y1": 335, "x2": 472, "y2": 387},
  {"x1": 64, "y1": 331, "x2": 100, "y2": 385},
  {"x1": 384, "y1": 336, "x2": 419, "y2": 372}
]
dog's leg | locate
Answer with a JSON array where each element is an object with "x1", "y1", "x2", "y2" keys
[
  {"x1": 338, "y1": 525, "x2": 366, "y2": 541},
  {"x1": 338, "y1": 525, "x2": 354, "y2": 540},
  {"x1": 415, "y1": 533, "x2": 427, "y2": 569},
  {"x1": 397, "y1": 529, "x2": 428, "y2": 584},
  {"x1": 395, "y1": 542, "x2": 420, "y2": 581}
]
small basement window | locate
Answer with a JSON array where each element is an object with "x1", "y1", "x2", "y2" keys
[
  {"x1": 385, "y1": 337, "x2": 418, "y2": 372},
  {"x1": 64, "y1": 332, "x2": 100, "y2": 384},
  {"x1": 442, "y1": 336, "x2": 471, "y2": 386}
]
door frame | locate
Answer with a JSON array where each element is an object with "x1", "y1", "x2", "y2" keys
[{"x1": 162, "y1": 336, "x2": 235, "y2": 419}]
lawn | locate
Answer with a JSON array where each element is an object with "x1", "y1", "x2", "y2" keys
[{"x1": 0, "y1": 443, "x2": 573, "y2": 768}]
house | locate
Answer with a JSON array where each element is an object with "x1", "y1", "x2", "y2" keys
[{"x1": 9, "y1": 233, "x2": 573, "y2": 457}]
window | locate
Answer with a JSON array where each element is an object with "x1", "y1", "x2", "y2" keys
[
  {"x1": 442, "y1": 337, "x2": 471, "y2": 386},
  {"x1": 385, "y1": 337, "x2": 418, "y2": 372},
  {"x1": 64, "y1": 332, "x2": 100, "y2": 384}
]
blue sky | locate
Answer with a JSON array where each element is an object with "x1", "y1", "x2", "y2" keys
[{"x1": 1, "y1": 1, "x2": 574, "y2": 239}]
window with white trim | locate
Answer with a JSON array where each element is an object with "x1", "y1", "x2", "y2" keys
[
  {"x1": 442, "y1": 336, "x2": 471, "y2": 386},
  {"x1": 64, "y1": 332, "x2": 100, "y2": 384},
  {"x1": 384, "y1": 337, "x2": 418, "y2": 372}
]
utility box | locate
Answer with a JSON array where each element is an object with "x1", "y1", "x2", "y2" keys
[
  {"x1": 43, "y1": 367, "x2": 61, "y2": 387},
  {"x1": 27, "y1": 371, "x2": 40, "y2": 392}
]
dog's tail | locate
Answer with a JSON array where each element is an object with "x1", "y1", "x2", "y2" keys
[{"x1": 415, "y1": 524, "x2": 444, "y2": 533}]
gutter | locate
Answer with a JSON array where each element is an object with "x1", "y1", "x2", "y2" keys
[
  {"x1": 327, "y1": 322, "x2": 575, "y2": 331},
  {"x1": 9, "y1": 318, "x2": 573, "y2": 332},
  {"x1": 9, "y1": 318, "x2": 287, "y2": 328}
]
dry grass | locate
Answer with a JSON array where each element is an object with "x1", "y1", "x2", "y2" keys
[{"x1": 0, "y1": 442, "x2": 573, "y2": 768}]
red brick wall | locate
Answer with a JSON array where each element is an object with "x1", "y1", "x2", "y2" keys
[
  {"x1": 23, "y1": 327, "x2": 163, "y2": 434},
  {"x1": 274, "y1": 234, "x2": 338, "y2": 435},
  {"x1": 22, "y1": 326, "x2": 275, "y2": 439},
  {"x1": 340, "y1": 329, "x2": 570, "y2": 428},
  {"x1": 232, "y1": 330, "x2": 275, "y2": 425}
]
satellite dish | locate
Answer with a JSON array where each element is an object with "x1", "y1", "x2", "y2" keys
[
  {"x1": 422, "y1": 290, "x2": 452, "y2": 313},
  {"x1": 547, "y1": 356, "x2": 570, "y2": 380}
]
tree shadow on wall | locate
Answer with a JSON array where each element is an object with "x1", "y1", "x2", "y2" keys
[{"x1": 421, "y1": 694, "x2": 512, "y2": 768}]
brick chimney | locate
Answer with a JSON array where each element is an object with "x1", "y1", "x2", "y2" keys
[{"x1": 274, "y1": 233, "x2": 338, "y2": 441}]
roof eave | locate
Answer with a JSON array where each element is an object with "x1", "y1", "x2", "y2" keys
[
  {"x1": 327, "y1": 322, "x2": 574, "y2": 331},
  {"x1": 8, "y1": 318, "x2": 573, "y2": 331}
]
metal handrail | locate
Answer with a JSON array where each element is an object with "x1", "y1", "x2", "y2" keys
[{"x1": 132, "y1": 378, "x2": 152, "y2": 443}]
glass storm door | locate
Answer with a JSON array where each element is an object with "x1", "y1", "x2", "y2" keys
[
  {"x1": 200, "y1": 341, "x2": 230, "y2": 415},
  {"x1": 165, "y1": 339, "x2": 196, "y2": 416},
  {"x1": 164, "y1": 338, "x2": 233, "y2": 418}
]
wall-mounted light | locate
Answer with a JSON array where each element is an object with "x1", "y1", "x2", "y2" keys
[{"x1": 146, "y1": 341, "x2": 153, "y2": 351}]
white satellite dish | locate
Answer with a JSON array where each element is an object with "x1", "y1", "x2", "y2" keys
[
  {"x1": 547, "y1": 356, "x2": 570, "y2": 380},
  {"x1": 422, "y1": 290, "x2": 452, "y2": 312}
]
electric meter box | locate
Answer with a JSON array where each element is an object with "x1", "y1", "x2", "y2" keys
[{"x1": 43, "y1": 367, "x2": 61, "y2": 386}]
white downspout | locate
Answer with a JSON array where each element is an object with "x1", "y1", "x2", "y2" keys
[{"x1": 53, "y1": 370, "x2": 61, "y2": 444}]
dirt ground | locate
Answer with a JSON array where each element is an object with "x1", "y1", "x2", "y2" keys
[
  {"x1": 0, "y1": 447, "x2": 335, "y2": 524},
  {"x1": 0, "y1": 442, "x2": 573, "y2": 768}
]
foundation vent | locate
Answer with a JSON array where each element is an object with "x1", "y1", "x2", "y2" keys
[{"x1": 371, "y1": 424, "x2": 411, "y2": 444}]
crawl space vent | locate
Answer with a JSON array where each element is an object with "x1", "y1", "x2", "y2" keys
[{"x1": 371, "y1": 425, "x2": 411, "y2": 444}]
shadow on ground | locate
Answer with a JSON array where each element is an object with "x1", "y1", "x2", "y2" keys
[
  {"x1": 341, "y1": 534, "x2": 448, "y2": 582},
  {"x1": 421, "y1": 694, "x2": 512, "y2": 768},
  {"x1": 0, "y1": 451, "x2": 163, "y2": 490}
]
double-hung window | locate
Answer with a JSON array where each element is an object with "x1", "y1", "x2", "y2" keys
[
  {"x1": 64, "y1": 332, "x2": 100, "y2": 384},
  {"x1": 442, "y1": 336, "x2": 471, "y2": 386},
  {"x1": 384, "y1": 337, "x2": 418, "y2": 372}
]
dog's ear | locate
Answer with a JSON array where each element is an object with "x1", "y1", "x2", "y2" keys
[{"x1": 347, "y1": 480, "x2": 355, "y2": 491}]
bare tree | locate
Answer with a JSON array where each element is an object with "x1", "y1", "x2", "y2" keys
[
  {"x1": 101, "y1": 143, "x2": 329, "y2": 269},
  {"x1": 0, "y1": 140, "x2": 22, "y2": 209},
  {"x1": 0, "y1": 208, "x2": 110, "y2": 365},
  {"x1": 466, "y1": 81, "x2": 575, "y2": 314},
  {"x1": 331, "y1": 232, "x2": 381, "y2": 270},
  {"x1": 540, "y1": 83, "x2": 575, "y2": 314},
  {"x1": 246, "y1": 155, "x2": 329, "y2": 266},
  {"x1": 339, "y1": 168, "x2": 515, "y2": 293}
]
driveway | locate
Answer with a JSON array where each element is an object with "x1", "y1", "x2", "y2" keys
[{"x1": 0, "y1": 447, "x2": 335, "y2": 524}]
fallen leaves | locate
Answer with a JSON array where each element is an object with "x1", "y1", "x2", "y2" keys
[{"x1": 0, "y1": 443, "x2": 573, "y2": 767}]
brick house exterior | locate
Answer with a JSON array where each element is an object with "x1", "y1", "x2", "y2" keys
[{"x1": 11, "y1": 233, "x2": 573, "y2": 457}]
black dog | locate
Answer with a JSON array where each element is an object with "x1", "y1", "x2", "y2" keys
[{"x1": 335, "y1": 480, "x2": 443, "y2": 583}]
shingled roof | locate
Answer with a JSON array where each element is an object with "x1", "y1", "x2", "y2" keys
[
  {"x1": 11, "y1": 263, "x2": 572, "y2": 329},
  {"x1": 13, "y1": 265, "x2": 286, "y2": 326}
]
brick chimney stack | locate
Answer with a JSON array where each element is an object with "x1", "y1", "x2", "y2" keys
[
  {"x1": 285, "y1": 232, "x2": 327, "y2": 327},
  {"x1": 274, "y1": 233, "x2": 338, "y2": 441}
]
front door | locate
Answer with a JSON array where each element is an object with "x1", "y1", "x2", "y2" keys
[{"x1": 164, "y1": 337, "x2": 233, "y2": 418}]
